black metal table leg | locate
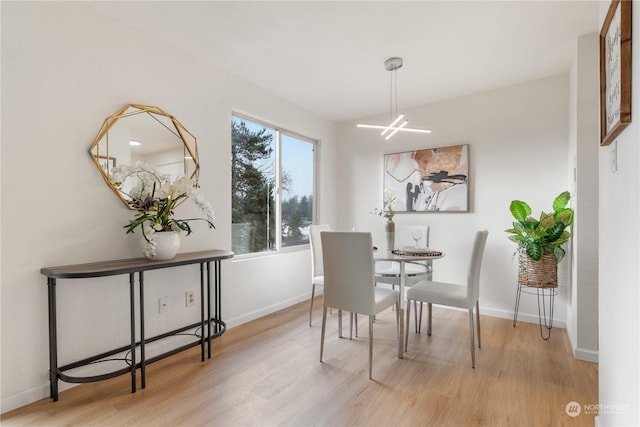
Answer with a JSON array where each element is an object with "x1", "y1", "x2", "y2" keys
[
  {"x1": 200, "y1": 262, "x2": 206, "y2": 362},
  {"x1": 216, "y1": 261, "x2": 221, "y2": 335},
  {"x1": 47, "y1": 277, "x2": 59, "y2": 401},
  {"x1": 129, "y1": 273, "x2": 137, "y2": 393},
  {"x1": 207, "y1": 261, "x2": 212, "y2": 359},
  {"x1": 139, "y1": 271, "x2": 146, "y2": 389}
]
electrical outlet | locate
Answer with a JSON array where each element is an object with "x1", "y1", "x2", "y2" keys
[
  {"x1": 185, "y1": 290, "x2": 195, "y2": 307},
  {"x1": 159, "y1": 296, "x2": 168, "y2": 313}
]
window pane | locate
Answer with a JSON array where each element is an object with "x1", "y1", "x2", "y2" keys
[
  {"x1": 231, "y1": 117, "x2": 276, "y2": 255},
  {"x1": 281, "y1": 134, "x2": 314, "y2": 247}
]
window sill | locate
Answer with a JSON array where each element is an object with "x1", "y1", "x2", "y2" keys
[{"x1": 231, "y1": 244, "x2": 310, "y2": 262}]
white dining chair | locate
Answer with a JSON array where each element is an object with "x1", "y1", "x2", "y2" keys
[
  {"x1": 320, "y1": 231, "x2": 400, "y2": 379},
  {"x1": 405, "y1": 230, "x2": 488, "y2": 368},
  {"x1": 308, "y1": 224, "x2": 331, "y2": 326}
]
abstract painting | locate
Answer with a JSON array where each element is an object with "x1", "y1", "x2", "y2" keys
[{"x1": 384, "y1": 144, "x2": 469, "y2": 212}]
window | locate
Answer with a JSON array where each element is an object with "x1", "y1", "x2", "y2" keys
[{"x1": 231, "y1": 115, "x2": 316, "y2": 255}]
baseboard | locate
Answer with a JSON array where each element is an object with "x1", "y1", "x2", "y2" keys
[
  {"x1": 2, "y1": 385, "x2": 47, "y2": 414},
  {"x1": 573, "y1": 347, "x2": 599, "y2": 363},
  {"x1": 1, "y1": 381, "x2": 76, "y2": 414},
  {"x1": 478, "y1": 306, "x2": 567, "y2": 329},
  {"x1": 225, "y1": 293, "x2": 311, "y2": 329},
  {"x1": 567, "y1": 319, "x2": 599, "y2": 363}
]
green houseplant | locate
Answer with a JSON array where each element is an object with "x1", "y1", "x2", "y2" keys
[{"x1": 505, "y1": 191, "x2": 574, "y2": 263}]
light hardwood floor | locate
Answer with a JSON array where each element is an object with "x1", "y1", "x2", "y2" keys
[{"x1": 2, "y1": 298, "x2": 598, "y2": 426}]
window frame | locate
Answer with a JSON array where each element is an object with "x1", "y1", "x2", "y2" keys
[{"x1": 231, "y1": 112, "x2": 318, "y2": 257}]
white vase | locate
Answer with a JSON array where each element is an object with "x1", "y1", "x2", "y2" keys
[{"x1": 143, "y1": 231, "x2": 181, "y2": 260}]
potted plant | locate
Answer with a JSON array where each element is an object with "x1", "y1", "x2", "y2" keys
[
  {"x1": 505, "y1": 191, "x2": 574, "y2": 287},
  {"x1": 110, "y1": 162, "x2": 216, "y2": 260}
]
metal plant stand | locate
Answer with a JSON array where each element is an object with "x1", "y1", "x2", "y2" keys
[
  {"x1": 513, "y1": 282, "x2": 558, "y2": 340},
  {"x1": 512, "y1": 251, "x2": 558, "y2": 340}
]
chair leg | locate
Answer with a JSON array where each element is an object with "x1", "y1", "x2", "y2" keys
[
  {"x1": 346, "y1": 313, "x2": 358, "y2": 338},
  {"x1": 349, "y1": 312, "x2": 353, "y2": 340},
  {"x1": 427, "y1": 303, "x2": 433, "y2": 336},
  {"x1": 468, "y1": 308, "x2": 476, "y2": 368},
  {"x1": 320, "y1": 306, "x2": 327, "y2": 362},
  {"x1": 338, "y1": 310, "x2": 343, "y2": 338},
  {"x1": 355, "y1": 313, "x2": 358, "y2": 337},
  {"x1": 476, "y1": 301, "x2": 481, "y2": 349},
  {"x1": 405, "y1": 298, "x2": 411, "y2": 351},
  {"x1": 369, "y1": 315, "x2": 374, "y2": 380},
  {"x1": 309, "y1": 284, "x2": 316, "y2": 326},
  {"x1": 396, "y1": 301, "x2": 401, "y2": 355},
  {"x1": 417, "y1": 301, "x2": 423, "y2": 333}
]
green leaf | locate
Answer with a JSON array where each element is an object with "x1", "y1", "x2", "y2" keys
[
  {"x1": 552, "y1": 191, "x2": 570, "y2": 212},
  {"x1": 554, "y1": 246, "x2": 566, "y2": 263},
  {"x1": 526, "y1": 242, "x2": 542, "y2": 261},
  {"x1": 522, "y1": 219, "x2": 539, "y2": 230},
  {"x1": 510, "y1": 200, "x2": 531, "y2": 222},
  {"x1": 539, "y1": 211, "x2": 555, "y2": 229},
  {"x1": 555, "y1": 208, "x2": 574, "y2": 227},
  {"x1": 508, "y1": 235, "x2": 528, "y2": 245},
  {"x1": 544, "y1": 222, "x2": 565, "y2": 242}
]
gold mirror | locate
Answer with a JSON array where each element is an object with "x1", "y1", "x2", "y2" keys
[{"x1": 89, "y1": 104, "x2": 199, "y2": 209}]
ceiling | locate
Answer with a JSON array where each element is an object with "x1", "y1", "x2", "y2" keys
[{"x1": 89, "y1": 1, "x2": 599, "y2": 123}]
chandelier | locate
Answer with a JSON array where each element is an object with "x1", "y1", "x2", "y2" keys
[{"x1": 357, "y1": 57, "x2": 432, "y2": 140}]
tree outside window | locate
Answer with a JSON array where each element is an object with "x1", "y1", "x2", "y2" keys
[{"x1": 231, "y1": 116, "x2": 315, "y2": 255}]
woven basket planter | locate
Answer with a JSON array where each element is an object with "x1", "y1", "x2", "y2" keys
[{"x1": 518, "y1": 250, "x2": 558, "y2": 288}]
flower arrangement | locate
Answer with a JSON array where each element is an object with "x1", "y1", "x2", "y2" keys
[
  {"x1": 371, "y1": 189, "x2": 397, "y2": 220},
  {"x1": 110, "y1": 162, "x2": 215, "y2": 258}
]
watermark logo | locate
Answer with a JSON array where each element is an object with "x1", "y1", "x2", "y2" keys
[
  {"x1": 565, "y1": 401, "x2": 630, "y2": 417},
  {"x1": 566, "y1": 401, "x2": 582, "y2": 417}
]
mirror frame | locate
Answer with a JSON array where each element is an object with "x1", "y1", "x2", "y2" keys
[{"x1": 89, "y1": 103, "x2": 200, "y2": 209}]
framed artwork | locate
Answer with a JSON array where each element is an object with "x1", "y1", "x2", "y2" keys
[
  {"x1": 97, "y1": 155, "x2": 116, "y2": 171},
  {"x1": 599, "y1": 0, "x2": 632, "y2": 146},
  {"x1": 384, "y1": 144, "x2": 469, "y2": 212}
]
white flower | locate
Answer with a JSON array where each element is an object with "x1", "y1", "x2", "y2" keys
[
  {"x1": 118, "y1": 163, "x2": 216, "y2": 242},
  {"x1": 142, "y1": 223, "x2": 158, "y2": 257}
]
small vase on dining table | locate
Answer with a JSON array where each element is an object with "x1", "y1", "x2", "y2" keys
[{"x1": 385, "y1": 217, "x2": 395, "y2": 252}]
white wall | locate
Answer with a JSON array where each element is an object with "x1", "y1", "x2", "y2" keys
[
  {"x1": 0, "y1": 2, "x2": 337, "y2": 412},
  {"x1": 568, "y1": 32, "x2": 600, "y2": 363},
  {"x1": 338, "y1": 75, "x2": 575, "y2": 326},
  {"x1": 597, "y1": 1, "x2": 640, "y2": 425}
]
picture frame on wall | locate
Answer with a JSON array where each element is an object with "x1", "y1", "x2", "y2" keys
[
  {"x1": 384, "y1": 144, "x2": 469, "y2": 213},
  {"x1": 599, "y1": 0, "x2": 632, "y2": 146}
]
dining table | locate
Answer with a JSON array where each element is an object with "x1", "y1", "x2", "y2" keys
[{"x1": 374, "y1": 249, "x2": 445, "y2": 358}]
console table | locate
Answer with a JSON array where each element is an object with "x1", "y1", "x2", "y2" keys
[{"x1": 41, "y1": 249, "x2": 234, "y2": 401}]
